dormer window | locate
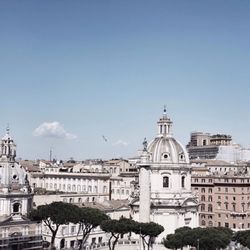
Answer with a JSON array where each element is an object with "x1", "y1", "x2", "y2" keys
[
  {"x1": 162, "y1": 153, "x2": 170, "y2": 160},
  {"x1": 179, "y1": 153, "x2": 185, "y2": 161}
]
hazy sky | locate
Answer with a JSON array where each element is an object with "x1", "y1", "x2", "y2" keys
[{"x1": 1, "y1": 1, "x2": 250, "y2": 160}]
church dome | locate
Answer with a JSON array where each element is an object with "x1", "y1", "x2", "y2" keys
[{"x1": 147, "y1": 108, "x2": 189, "y2": 164}]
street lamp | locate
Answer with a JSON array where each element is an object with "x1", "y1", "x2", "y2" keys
[{"x1": 197, "y1": 238, "x2": 200, "y2": 250}]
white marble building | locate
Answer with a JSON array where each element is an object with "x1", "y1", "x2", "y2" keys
[
  {"x1": 0, "y1": 128, "x2": 42, "y2": 249},
  {"x1": 130, "y1": 109, "x2": 199, "y2": 241}
]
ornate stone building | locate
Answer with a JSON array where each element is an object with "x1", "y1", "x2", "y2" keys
[
  {"x1": 130, "y1": 109, "x2": 199, "y2": 241},
  {"x1": 0, "y1": 128, "x2": 42, "y2": 249}
]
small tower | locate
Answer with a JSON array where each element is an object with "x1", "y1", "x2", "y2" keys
[
  {"x1": 0, "y1": 126, "x2": 16, "y2": 162},
  {"x1": 157, "y1": 106, "x2": 173, "y2": 137}
]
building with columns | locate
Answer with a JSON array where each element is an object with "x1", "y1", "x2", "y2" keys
[
  {"x1": 0, "y1": 128, "x2": 42, "y2": 249},
  {"x1": 130, "y1": 109, "x2": 199, "y2": 242}
]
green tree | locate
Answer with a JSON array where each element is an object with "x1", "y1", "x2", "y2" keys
[
  {"x1": 74, "y1": 207, "x2": 109, "y2": 249},
  {"x1": 197, "y1": 227, "x2": 232, "y2": 250},
  {"x1": 28, "y1": 202, "x2": 79, "y2": 249},
  {"x1": 134, "y1": 222, "x2": 164, "y2": 250},
  {"x1": 163, "y1": 227, "x2": 192, "y2": 250},
  {"x1": 163, "y1": 233, "x2": 182, "y2": 250},
  {"x1": 101, "y1": 217, "x2": 136, "y2": 250},
  {"x1": 234, "y1": 230, "x2": 250, "y2": 248},
  {"x1": 164, "y1": 227, "x2": 232, "y2": 250}
]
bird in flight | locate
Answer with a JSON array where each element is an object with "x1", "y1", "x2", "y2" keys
[{"x1": 102, "y1": 135, "x2": 108, "y2": 142}]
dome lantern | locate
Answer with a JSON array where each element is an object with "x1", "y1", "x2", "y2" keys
[{"x1": 157, "y1": 106, "x2": 173, "y2": 137}]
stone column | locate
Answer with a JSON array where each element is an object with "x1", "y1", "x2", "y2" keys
[
  {"x1": 139, "y1": 166, "x2": 151, "y2": 223},
  {"x1": 138, "y1": 151, "x2": 151, "y2": 223}
]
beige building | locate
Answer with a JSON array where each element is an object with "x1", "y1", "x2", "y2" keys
[
  {"x1": 187, "y1": 132, "x2": 250, "y2": 163},
  {"x1": 39, "y1": 199, "x2": 130, "y2": 249},
  {"x1": 192, "y1": 163, "x2": 250, "y2": 230}
]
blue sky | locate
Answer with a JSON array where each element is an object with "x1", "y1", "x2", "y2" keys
[{"x1": 1, "y1": 1, "x2": 250, "y2": 160}]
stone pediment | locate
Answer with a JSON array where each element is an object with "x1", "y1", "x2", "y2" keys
[
  {"x1": 181, "y1": 197, "x2": 199, "y2": 207},
  {"x1": 129, "y1": 197, "x2": 139, "y2": 206}
]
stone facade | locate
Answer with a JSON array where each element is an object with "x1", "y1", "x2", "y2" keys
[
  {"x1": 192, "y1": 171, "x2": 250, "y2": 230},
  {"x1": 130, "y1": 109, "x2": 199, "y2": 242},
  {"x1": 0, "y1": 128, "x2": 42, "y2": 249}
]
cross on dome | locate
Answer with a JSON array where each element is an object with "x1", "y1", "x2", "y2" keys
[{"x1": 6, "y1": 124, "x2": 10, "y2": 135}]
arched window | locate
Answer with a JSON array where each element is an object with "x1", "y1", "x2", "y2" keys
[
  {"x1": 208, "y1": 204, "x2": 213, "y2": 212},
  {"x1": 217, "y1": 202, "x2": 221, "y2": 209},
  {"x1": 163, "y1": 176, "x2": 169, "y2": 188},
  {"x1": 164, "y1": 125, "x2": 167, "y2": 134},
  {"x1": 181, "y1": 176, "x2": 185, "y2": 188},
  {"x1": 13, "y1": 203, "x2": 20, "y2": 213},
  {"x1": 232, "y1": 203, "x2": 236, "y2": 211},
  {"x1": 201, "y1": 204, "x2": 205, "y2": 211},
  {"x1": 201, "y1": 220, "x2": 206, "y2": 226},
  {"x1": 201, "y1": 195, "x2": 205, "y2": 202}
]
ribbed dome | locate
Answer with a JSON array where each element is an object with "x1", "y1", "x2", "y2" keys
[
  {"x1": 146, "y1": 108, "x2": 189, "y2": 164},
  {"x1": 147, "y1": 136, "x2": 189, "y2": 164}
]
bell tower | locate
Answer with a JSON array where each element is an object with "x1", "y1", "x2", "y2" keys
[{"x1": 0, "y1": 126, "x2": 16, "y2": 162}]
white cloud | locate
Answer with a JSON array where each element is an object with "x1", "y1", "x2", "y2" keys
[
  {"x1": 112, "y1": 140, "x2": 129, "y2": 147},
  {"x1": 33, "y1": 122, "x2": 77, "y2": 140}
]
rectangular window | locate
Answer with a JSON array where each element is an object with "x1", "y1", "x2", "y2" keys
[{"x1": 163, "y1": 177, "x2": 169, "y2": 188}]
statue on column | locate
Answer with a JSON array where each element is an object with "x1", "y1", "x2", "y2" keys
[{"x1": 143, "y1": 137, "x2": 148, "y2": 151}]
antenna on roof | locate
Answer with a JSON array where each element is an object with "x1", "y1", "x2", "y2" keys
[
  {"x1": 49, "y1": 147, "x2": 52, "y2": 162},
  {"x1": 6, "y1": 123, "x2": 10, "y2": 135}
]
